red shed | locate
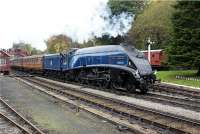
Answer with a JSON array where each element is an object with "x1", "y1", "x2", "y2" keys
[
  {"x1": 0, "y1": 50, "x2": 11, "y2": 75},
  {"x1": 142, "y1": 49, "x2": 165, "y2": 68}
]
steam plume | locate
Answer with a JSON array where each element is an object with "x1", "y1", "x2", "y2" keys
[{"x1": 65, "y1": 1, "x2": 134, "y2": 43}]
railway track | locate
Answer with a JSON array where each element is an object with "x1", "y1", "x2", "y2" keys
[
  {"x1": 47, "y1": 75, "x2": 200, "y2": 112},
  {"x1": 20, "y1": 76, "x2": 200, "y2": 134},
  {"x1": 12, "y1": 71, "x2": 200, "y2": 100},
  {"x1": 131, "y1": 92, "x2": 200, "y2": 112},
  {"x1": 153, "y1": 83, "x2": 200, "y2": 100},
  {"x1": 0, "y1": 97, "x2": 44, "y2": 134},
  {"x1": 11, "y1": 72, "x2": 200, "y2": 111},
  {"x1": 47, "y1": 76, "x2": 200, "y2": 112}
]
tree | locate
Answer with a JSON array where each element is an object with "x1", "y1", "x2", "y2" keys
[
  {"x1": 129, "y1": 0, "x2": 176, "y2": 49},
  {"x1": 45, "y1": 34, "x2": 72, "y2": 53},
  {"x1": 108, "y1": 0, "x2": 146, "y2": 16},
  {"x1": 95, "y1": 35, "x2": 125, "y2": 45},
  {"x1": 31, "y1": 48, "x2": 42, "y2": 55},
  {"x1": 13, "y1": 42, "x2": 32, "y2": 54},
  {"x1": 168, "y1": 1, "x2": 200, "y2": 75},
  {"x1": 12, "y1": 42, "x2": 41, "y2": 55},
  {"x1": 81, "y1": 35, "x2": 126, "y2": 47},
  {"x1": 92, "y1": 0, "x2": 147, "y2": 45}
]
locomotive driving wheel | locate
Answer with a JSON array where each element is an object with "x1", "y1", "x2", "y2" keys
[
  {"x1": 126, "y1": 83, "x2": 136, "y2": 93},
  {"x1": 125, "y1": 77, "x2": 136, "y2": 92},
  {"x1": 98, "y1": 74, "x2": 110, "y2": 89},
  {"x1": 110, "y1": 78, "x2": 123, "y2": 90},
  {"x1": 139, "y1": 81, "x2": 148, "y2": 94}
]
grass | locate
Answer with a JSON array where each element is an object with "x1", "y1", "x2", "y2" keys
[{"x1": 156, "y1": 70, "x2": 200, "y2": 88}]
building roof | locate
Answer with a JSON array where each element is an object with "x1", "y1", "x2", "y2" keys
[{"x1": 0, "y1": 50, "x2": 11, "y2": 57}]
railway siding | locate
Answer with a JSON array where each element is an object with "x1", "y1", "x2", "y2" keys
[
  {"x1": 160, "y1": 82, "x2": 200, "y2": 92},
  {"x1": 16, "y1": 77, "x2": 158, "y2": 134},
  {"x1": 2, "y1": 76, "x2": 132, "y2": 134},
  {"x1": 0, "y1": 112, "x2": 22, "y2": 134},
  {"x1": 143, "y1": 92, "x2": 200, "y2": 112},
  {"x1": 0, "y1": 97, "x2": 44, "y2": 134},
  {"x1": 153, "y1": 83, "x2": 200, "y2": 99},
  {"x1": 16, "y1": 76, "x2": 200, "y2": 134},
  {"x1": 34, "y1": 76, "x2": 200, "y2": 122}
]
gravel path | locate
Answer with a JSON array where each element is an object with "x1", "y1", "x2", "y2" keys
[{"x1": 0, "y1": 76, "x2": 132, "y2": 134}]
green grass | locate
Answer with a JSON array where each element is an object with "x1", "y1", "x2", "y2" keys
[{"x1": 156, "y1": 70, "x2": 200, "y2": 88}]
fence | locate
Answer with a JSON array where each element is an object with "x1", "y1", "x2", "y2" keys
[{"x1": 176, "y1": 75, "x2": 200, "y2": 81}]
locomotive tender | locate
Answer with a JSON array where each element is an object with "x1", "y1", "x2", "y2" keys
[{"x1": 11, "y1": 44, "x2": 155, "y2": 93}]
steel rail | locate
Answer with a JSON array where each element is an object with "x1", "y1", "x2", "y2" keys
[
  {"x1": 133, "y1": 92, "x2": 200, "y2": 112},
  {"x1": 16, "y1": 72, "x2": 200, "y2": 111},
  {"x1": 23, "y1": 76, "x2": 200, "y2": 134},
  {"x1": 153, "y1": 83, "x2": 200, "y2": 99},
  {"x1": 0, "y1": 97, "x2": 44, "y2": 134},
  {"x1": 0, "y1": 112, "x2": 31, "y2": 134}
]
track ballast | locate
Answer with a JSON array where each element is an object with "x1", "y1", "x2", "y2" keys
[
  {"x1": 0, "y1": 97, "x2": 44, "y2": 134},
  {"x1": 19, "y1": 76, "x2": 200, "y2": 134}
]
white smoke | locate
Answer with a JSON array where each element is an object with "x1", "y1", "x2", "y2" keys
[{"x1": 65, "y1": 1, "x2": 134, "y2": 43}]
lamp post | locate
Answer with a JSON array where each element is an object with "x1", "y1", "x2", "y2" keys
[{"x1": 147, "y1": 37, "x2": 154, "y2": 63}]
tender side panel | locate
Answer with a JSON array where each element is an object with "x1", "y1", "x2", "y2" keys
[{"x1": 43, "y1": 54, "x2": 61, "y2": 71}]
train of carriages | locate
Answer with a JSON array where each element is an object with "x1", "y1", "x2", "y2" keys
[{"x1": 11, "y1": 44, "x2": 156, "y2": 93}]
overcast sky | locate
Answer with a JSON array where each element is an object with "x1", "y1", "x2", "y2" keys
[
  {"x1": 0, "y1": 0, "x2": 107, "y2": 50},
  {"x1": 0, "y1": 0, "x2": 133, "y2": 51}
]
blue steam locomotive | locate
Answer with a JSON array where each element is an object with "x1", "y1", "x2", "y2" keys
[
  {"x1": 12, "y1": 44, "x2": 156, "y2": 93},
  {"x1": 43, "y1": 44, "x2": 155, "y2": 93}
]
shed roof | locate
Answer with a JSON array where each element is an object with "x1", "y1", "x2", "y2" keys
[{"x1": 0, "y1": 50, "x2": 11, "y2": 57}]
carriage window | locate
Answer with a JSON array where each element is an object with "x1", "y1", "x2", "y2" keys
[{"x1": 0, "y1": 59, "x2": 5, "y2": 64}]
